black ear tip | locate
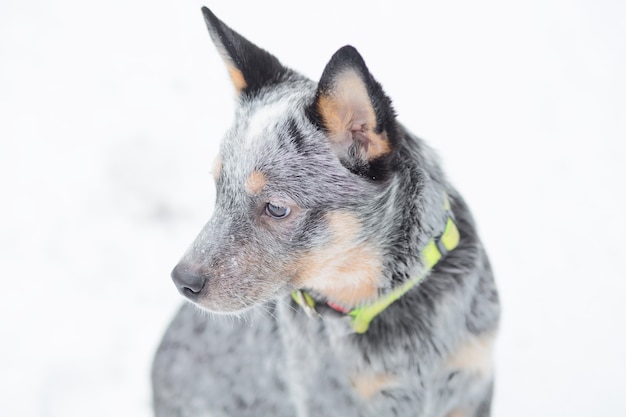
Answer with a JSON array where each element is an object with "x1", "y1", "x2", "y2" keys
[
  {"x1": 331, "y1": 45, "x2": 366, "y2": 67},
  {"x1": 201, "y1": 6, "x2": 218, "y2": 26},
  {"x1": 338, "y1": 45, "x2": 358, "y2": 54},
  {"x1": 324, "y1": 45, "x2": 368, "y2": 77},
  {"x1": 334, "y1": 45, "x2": 362, "y2": 60}
]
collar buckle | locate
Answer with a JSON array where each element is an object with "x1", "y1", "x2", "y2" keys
[{"x1": 292, "y1": 290, "x2": 321, "y2": 319}]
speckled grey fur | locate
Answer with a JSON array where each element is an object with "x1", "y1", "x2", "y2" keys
[{"x1": 152, "y1": 8, "x2": 500, "y2": 417}]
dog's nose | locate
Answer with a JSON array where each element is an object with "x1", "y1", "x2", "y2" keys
[{"x1": 171, "y1": 264, "x2": 206, "y2": 298}]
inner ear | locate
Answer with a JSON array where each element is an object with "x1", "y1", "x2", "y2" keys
[
  {"x1": 316, "y1": 69, "x2": 390, "y2": 161},
  {"x1": 311, "y1": 46, "x2": 396, "y2": 165}
]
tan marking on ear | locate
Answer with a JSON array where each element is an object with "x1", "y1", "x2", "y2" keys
[
  {"x1": 228, "y1": 66, "x2": 247, "y2": 94},
  {"x1": 245, "y1": 170, "x2": 266, "y2": 195},
  {"x1": 350, "y1": 373, "x2": 398, "y2": 399},
  {"x1": 214, "y1": 43, "x2": 248, "y2": 94},
  {"x1": 212, "y1": 156, "x2": 222, "y2": 181},
  {"x1": 317, "y1": 94, "x2": 355, "y2": 143},
  {"x1": 447, "y1": 332, "x2": 497, "y2": 377},
  {"x1": 366, "y1": 131, "x2": 390, "y2": 159},
  {"x1": 317, "y1": 70, "x2": 390, "y2": 160},
  {"x1": 292, "y1": 211, "x2": 383, "y2": 307}
]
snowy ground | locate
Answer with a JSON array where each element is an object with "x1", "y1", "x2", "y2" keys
[{"x1": 1, "y1": 1, "x2": 625, "y2": 416}]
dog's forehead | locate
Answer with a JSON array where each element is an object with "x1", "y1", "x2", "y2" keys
[
  {"x1": 214, "y1": 83, "x2": 367, "y2": 209},
  {"x1": 244, "y1": 100, "x2": 292, "y2": 148},
  {"x1": 220, "y1": 88, "x2": 315, "y2": 171}
]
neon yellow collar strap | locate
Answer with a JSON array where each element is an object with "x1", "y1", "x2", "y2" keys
[{"x1": 292, "y1": 197, "x2": 460, "y2": 334}]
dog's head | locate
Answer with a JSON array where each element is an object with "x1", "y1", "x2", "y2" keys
[{"x1": 171, "y1": 8, "x2": 423, "y2": 314}]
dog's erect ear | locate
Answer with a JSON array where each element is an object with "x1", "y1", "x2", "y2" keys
[
  {"x1": 309, "y1": 46, "x2": 397, "y2": 170},
  {"x1": 201, "y1": 7, "x2": 291, "y2": 96}
]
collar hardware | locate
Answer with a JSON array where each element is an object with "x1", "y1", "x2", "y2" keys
[{"x1": 292, "y1": 289, "x2": 320, "y2": 319}]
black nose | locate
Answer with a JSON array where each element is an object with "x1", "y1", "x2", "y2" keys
[{"x1": 171, "y1": 264, "x2": 206, "y2": 298}]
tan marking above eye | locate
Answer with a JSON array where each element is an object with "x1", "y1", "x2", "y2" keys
[{"x1": 245, "y1": 170, "x2": 267, "y2": 195}]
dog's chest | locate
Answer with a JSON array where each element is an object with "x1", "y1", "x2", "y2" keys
[
  {"x1": 276, "y1": 303, "x2": 426, "y2": 416},
  {"x1": 275, "y1": 302, "x2": 486, "y2": 417}
]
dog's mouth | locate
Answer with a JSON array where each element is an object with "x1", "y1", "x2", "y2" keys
[{"x1": 187, "y1": 279, "x2": 294, "y2": 315}]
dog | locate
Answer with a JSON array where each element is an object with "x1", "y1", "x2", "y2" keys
[{"x1": 151, "y1": 7, "x2": 500, "y2": 417}]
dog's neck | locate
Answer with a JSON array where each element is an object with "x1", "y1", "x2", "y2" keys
[{"x1": 292, "y1": 195, "x2": 459, "y2": 334}]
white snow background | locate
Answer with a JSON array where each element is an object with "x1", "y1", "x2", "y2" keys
[{"x1": 1, "y1": 1, "x2": 625, "y2": 416}]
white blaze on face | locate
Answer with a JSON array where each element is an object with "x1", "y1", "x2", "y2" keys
[{"x1": 244, "y1": 100, "x2": 291, "y2": 149}]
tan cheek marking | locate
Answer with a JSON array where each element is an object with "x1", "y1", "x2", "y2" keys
[
  {"x1": 317, "y1": 71, "x2": 390, "y2": 160},
  {"x1": 446, "y1": 411, "x2": 469, "y2": 417},
  {"x1": 329, "y1": 245, "x2": 381, "y2": 306},
  {"x1": 245, "y1": 170, "x2": 266, "y2": 195},
  {"x1": 292, "y1": 211, "x2": 383, "y2": 307},
  {"x1": 350, "y1": 373, "x2": 398, "y2": 400},
  {"x1": 228, "y1": 66, "x2": 247, "y2": 94},
  {"x1": 212, "y1": 156, "x2": 222, "y2": 181},
  {"x1": 446, "y1": 332, "x2": 497, "y2": 377}
]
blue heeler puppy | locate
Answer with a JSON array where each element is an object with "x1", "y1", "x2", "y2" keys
[{"x1": 152, "y1": 7, "x2": 500, "y2": 417}]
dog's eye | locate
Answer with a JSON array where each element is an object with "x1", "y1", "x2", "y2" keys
[{"x1": 265, "y1": 203, "x2": 291, "y2": 219}]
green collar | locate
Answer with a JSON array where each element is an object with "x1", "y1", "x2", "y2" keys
[{"x1": 292, "y1": 197, "x2": 460, "y2": 334}]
